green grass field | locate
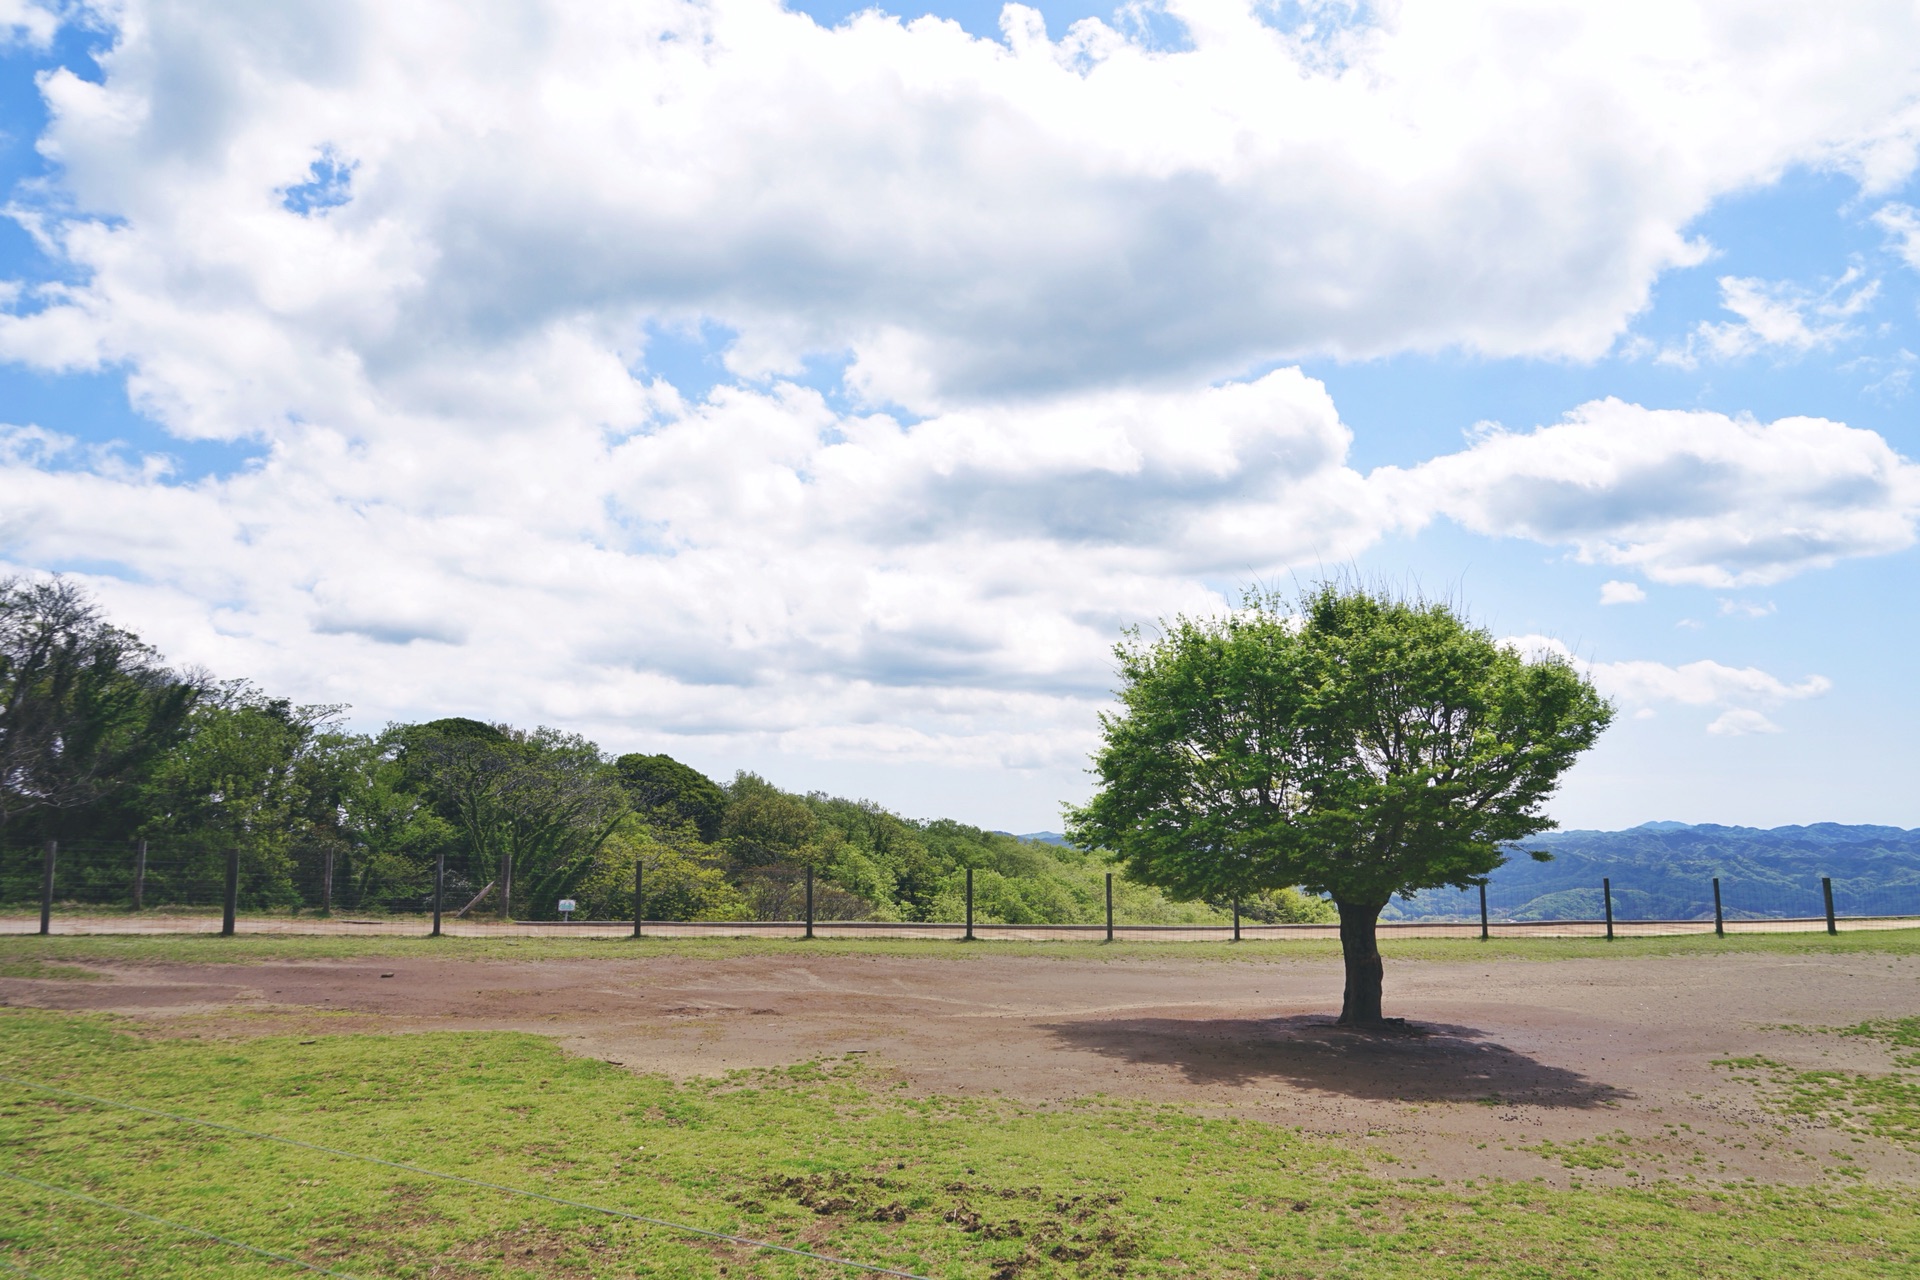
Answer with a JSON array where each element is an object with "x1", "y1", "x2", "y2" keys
[
  {"x1": 3, "y1": 933, "x2": 1918, "y2": 1277},
  {"x1": 1, "y1": 1016, "x2": 1918, "y2": 1277}
]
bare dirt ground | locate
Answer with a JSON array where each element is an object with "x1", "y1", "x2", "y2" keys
[{"x1": 4, "y1": 949, "x2": 1916, "y2": 1187}]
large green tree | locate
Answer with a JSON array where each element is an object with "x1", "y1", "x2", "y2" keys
[
  {"x1": 138, "y1": 683, "x2": 343, "y2": 905},
  {"x1": 1066, "y1": 586, "x2": 1612, "y2": 1025},
  {"x1": 0, "y1": 578, "x2": 201, "y2": 835},
  {"x1": 404, "y1": 719, "x2": 629, "y2": 918}
]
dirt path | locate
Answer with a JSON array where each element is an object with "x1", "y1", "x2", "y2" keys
[{"x1": 5, "y1": 949, "x2": 1916, "y2": 1186}]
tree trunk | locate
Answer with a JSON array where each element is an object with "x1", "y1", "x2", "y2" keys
[{"x1": 1336, "y1": 899, "x2": 1386, "y2": 1026}]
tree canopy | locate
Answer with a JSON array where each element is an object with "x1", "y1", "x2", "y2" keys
[
  {"x1": 1066, "y1": 585, "x2": 1612, "y2": 1024},
  {"x1": 0, "y1": 578, "x2": 202, "y2": 829},
  {"x1": 615, "y1": 752, "x2": 727, "y2": 841}
]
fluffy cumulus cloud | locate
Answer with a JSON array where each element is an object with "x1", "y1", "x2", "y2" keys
[
  {"x1": 1381, "y1": 400, "x2": 1920, "y2": 588},
  {"x1": 8, "y1": 0, "x2": 1920, "y2": 408},
  {"x1": 1503, "y1": 635, "x2": 1830, "y2": 736},
  {"x1": 0, "y1": 0, "x2": 1918, "y2": 784},
  {"x1": 1598, "y1": 580, "x2": 1646, "y2": 606},
  {"x1": 0, "y1": 367, "x2": 1375, "y2": 766}
]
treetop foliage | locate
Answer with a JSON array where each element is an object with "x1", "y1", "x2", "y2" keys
[
  {"x1": 0, "y1": 578, "x2": 202, "y2": 828},
  {"x1": 615, "y1": 752, "x2": 727, "y2": 842}
]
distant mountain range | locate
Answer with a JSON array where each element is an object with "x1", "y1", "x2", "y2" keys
[{"x1": 1014, "y1": 824, "x2": 1920, "y2": 921}]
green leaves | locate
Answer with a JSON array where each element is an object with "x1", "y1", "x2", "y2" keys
[
  {"x1": 615, "y1": 753, "x2": 728, "y2": 842},
  {"x1": 0, "y1": 577, "x2": 202, "y2": 831}
]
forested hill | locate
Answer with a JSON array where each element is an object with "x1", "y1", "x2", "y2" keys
[{"x1": 1388, "y1": 823, "x2": 1920, "y2": 922}]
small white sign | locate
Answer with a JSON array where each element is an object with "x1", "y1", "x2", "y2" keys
[{"x1": 558, "y1": 898, "x2": 577, "y2": 920}]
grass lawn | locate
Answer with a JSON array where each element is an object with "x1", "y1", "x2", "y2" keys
[
  {"x1": 1, "y1": 927, "x2": 1918, "y2": 968},
  {"x1": 3, "y1": 1005, "x2": 1919, "y2": 1278}
]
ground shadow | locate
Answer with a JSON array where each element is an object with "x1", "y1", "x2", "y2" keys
[{"x1": 1039, "y1": 1014, "x2": 1628, "y2": 1108}]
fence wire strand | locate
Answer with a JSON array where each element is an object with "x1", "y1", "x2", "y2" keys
[{"x1": 0, "y1": 1169, "x2": 367, "y2": 1279}]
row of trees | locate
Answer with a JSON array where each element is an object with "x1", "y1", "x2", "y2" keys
[{"x1": 0, "y1": 578, "x2": 1322, "y2": 925}]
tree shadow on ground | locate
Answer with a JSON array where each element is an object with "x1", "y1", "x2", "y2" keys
[{"x1": 1038, "y1": 1014, "x2": 1627, "y2": 1108}]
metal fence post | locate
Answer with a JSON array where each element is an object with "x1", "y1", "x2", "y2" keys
[
  {"x1": 499, "y1": 852, "x2": 512, "y2": 922},
  {"x1": 222, "y1": 847, "x2": 239, "y2": 937},
  {"x1": 641, "y1": 859, "x2": 656, "y2": 940},
  {"x1": 1823, "y1": 876, "x2": 1837, "y2": 936},
  {"x1": 1479, "y1": 883, "x2": 1489, "y2": 940},
  {"x1": 964, "y1": 867, "x2": 974, "y2": 942},
  {"x1": 1712, "y1": 877, "x2": 1724, "y2": 938},
  {"x1": 431, "y1": 852, "x2": 445, "y2": 937},
  {"x1": 321, "y1": 847, "x2": 334, "y2": 915},
  {"x1": 38, "y1": 840, "x2": 55, "y2": 936},
  {"x1": 1602, "y1": 877, "x2": 1614, "y2": 941},
  {"x1": 1104, "y1": 872, "x2": 1113, "y2": 943},
  {"x1": 133, "y1": 839, "x2": 148, "y2": 911},
  {"x1": 1231, "y1": 898, "x2": 1241, "y2": 943},
  {"x1": 804, "y1": 865, "x2": 814, "y2": 940}
]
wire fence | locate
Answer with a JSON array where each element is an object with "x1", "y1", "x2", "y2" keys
[{"x1": 1, "y1": 838, "x2": 1916, "y2": 940}]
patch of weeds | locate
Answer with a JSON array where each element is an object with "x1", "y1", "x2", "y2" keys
[
  {"x1": 934, "y1": 1177, "x2": 1136, "y2": 1276},
  {"x1": 739, "y1": 1169, "x2": 914, "y2": 1222},
  {"x1": 1715, "y1": 1047, "x2": 1920, "y2": 1151},
  {"x1": 0, "y1": 960, "x2": 103, "y2": 981},
  {"x1": 1841, "y1": 1017, "x2": 1920, "y2": 1061},
  {"x1": 1525, "y1": 1136, "x2": 1630, "y2": 1171}
]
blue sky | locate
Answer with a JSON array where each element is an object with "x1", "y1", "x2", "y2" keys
[{"x1": 2, "y1": 0, "x2": 1918, "y2": 831}]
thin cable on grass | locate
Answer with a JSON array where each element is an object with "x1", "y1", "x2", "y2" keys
[
  {"x1": 0, "y1": 1170, "x2": 365, "y2": 1278},
  {"x1": 0, "y1": 1253, "x2": 55, "y2": 1280},
  {"x1": 0, "y1": 1074, "x2": 933, "y2": 1280}
]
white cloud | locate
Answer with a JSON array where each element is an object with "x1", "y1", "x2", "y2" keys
[
  {"x1": 1586, "y1": 658, "x2": 1830, "y2": 709},
  {"x1": 1717, "y1": 598, "x2": 1775, "y2": 618},
  {"x1": 1503, "y1": 634, "x2": 1828, "y2": 736},
  {"x1": 1658, "y1": 271, "x2": 1879, "y2": 368},
  {"x1": 1381, "y1": 399, "x2": 1920, "y2": 587},
  {"x1": 1845, "y1": 346, "x2": 1918, "y2": 401},
  {"x1": 2, "y1": 0, "x2": 1919, "y2": 410},
  {"x1": 1599, "y1": 580, "x2": 1645, "y2": 605},
  {"x1": 0, "y1": 1, "x2": 56, "y2": 46},
  {"x1": 1707, "y1": 709, "x2": 1782, "y2": 736},
  {"x1": 1874, "y1": 203, "x2": 1920, "y2": 270},
  {"x1": 0, "y1": 367, "x2": 1376, "y2": 767}
]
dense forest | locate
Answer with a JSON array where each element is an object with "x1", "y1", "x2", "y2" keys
[{"x1": 0, "y1": 578, "x2": 1334, "y2": 925}]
